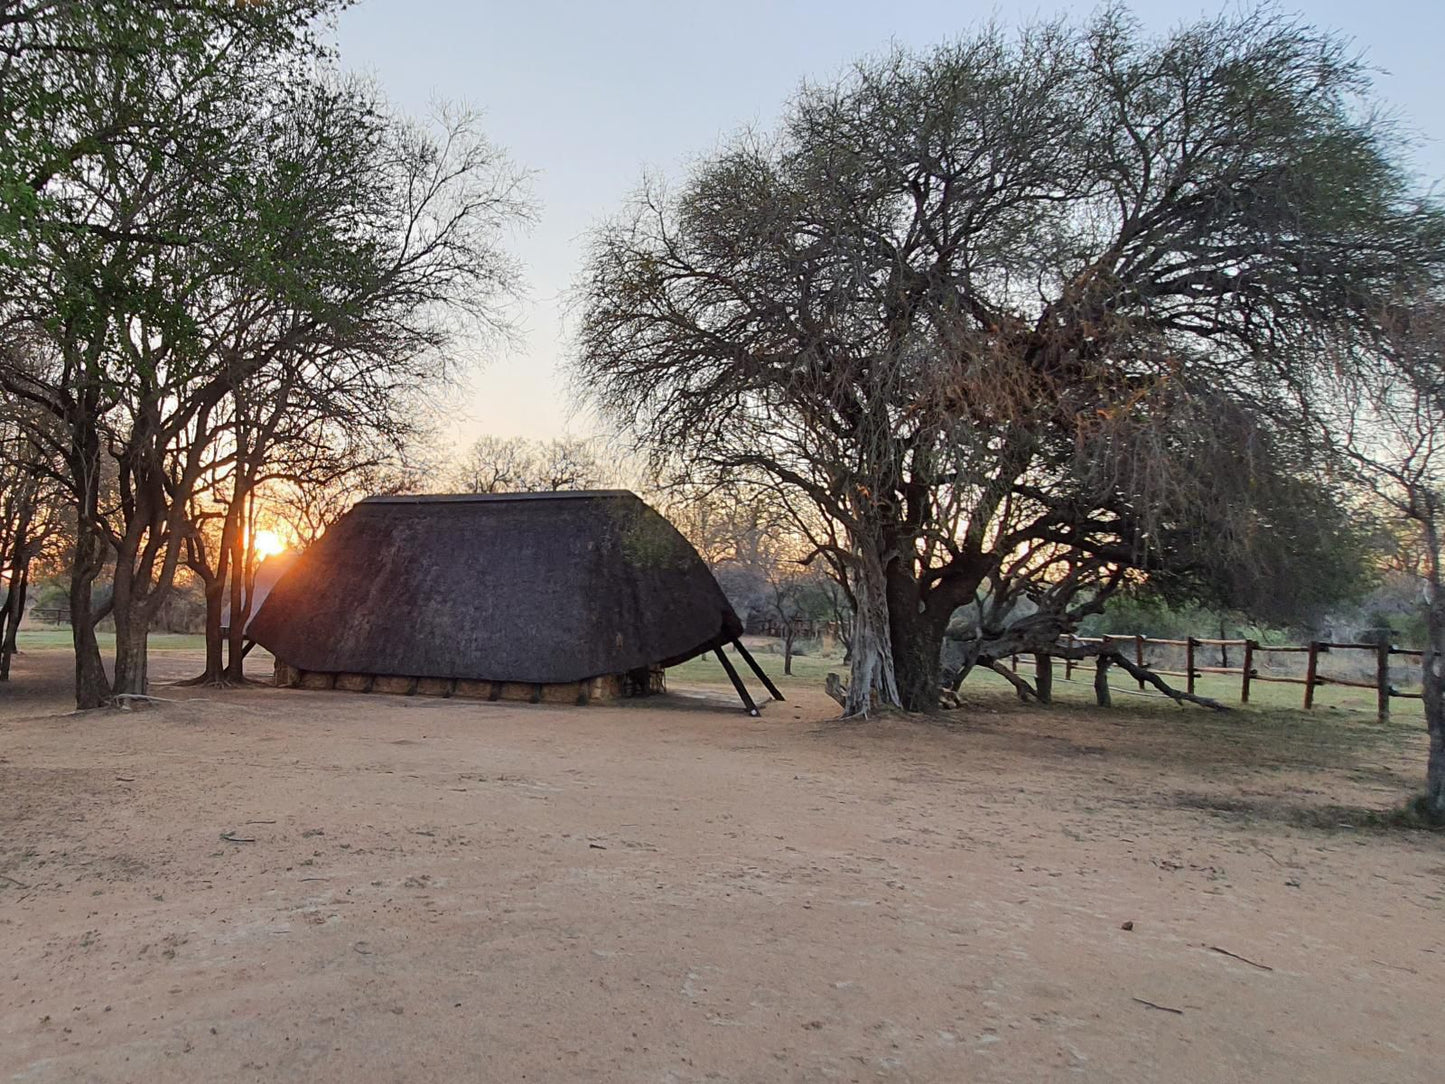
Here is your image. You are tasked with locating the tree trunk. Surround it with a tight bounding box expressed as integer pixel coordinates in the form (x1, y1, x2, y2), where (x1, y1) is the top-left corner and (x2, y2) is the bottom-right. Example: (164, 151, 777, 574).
(192, 490, 243, 684)
(1425, 681, 1444, 820)
(885, 560, 952, 712)
(1094, 653, 1112, 707)
(224, 508, 248, 682)
(1424, 595, 1445, 820)
(199, 573, 226, 683)
(783, 626, 795, 675)
(0, 551, 27, 681)
(7, 564, 28, 654)
(844, 547, 900, 715)
(68, 529, 110, 709)
(889, 607, 947, 712)
(1035, 653, 1053, 704)
(0, 473, 39, 679)
(111, 602, 150, 697)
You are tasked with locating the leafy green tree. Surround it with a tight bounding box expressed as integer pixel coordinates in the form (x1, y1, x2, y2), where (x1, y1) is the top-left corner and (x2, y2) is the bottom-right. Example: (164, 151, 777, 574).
(0, 3, 529, 705)
(1, 0, 338, 705)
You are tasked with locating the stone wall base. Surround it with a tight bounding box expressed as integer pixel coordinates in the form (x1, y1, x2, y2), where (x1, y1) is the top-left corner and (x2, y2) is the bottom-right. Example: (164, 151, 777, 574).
(273, 660, 666, 704)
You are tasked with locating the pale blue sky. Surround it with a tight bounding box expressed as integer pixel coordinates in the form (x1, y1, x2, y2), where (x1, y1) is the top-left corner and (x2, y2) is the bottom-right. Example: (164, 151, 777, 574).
(333, 1, 1445, 449)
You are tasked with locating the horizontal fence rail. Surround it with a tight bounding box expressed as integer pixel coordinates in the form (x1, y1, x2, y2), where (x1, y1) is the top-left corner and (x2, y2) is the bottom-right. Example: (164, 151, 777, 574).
(1005, 634, 1428, 721)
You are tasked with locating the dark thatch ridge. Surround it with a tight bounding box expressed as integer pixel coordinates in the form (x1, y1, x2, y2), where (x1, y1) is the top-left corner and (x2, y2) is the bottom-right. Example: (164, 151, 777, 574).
(247, 490, 744, 685)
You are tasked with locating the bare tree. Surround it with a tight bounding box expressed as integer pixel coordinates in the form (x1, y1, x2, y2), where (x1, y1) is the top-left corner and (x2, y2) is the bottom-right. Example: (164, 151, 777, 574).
(449, 436, 608, 493)
(0, 382, 66, 678)
(175, 87, 528, 686)
(269, 455, 432, 550)
(763, 566, 832, 676)
(574, 9, 1442, 713)
(1328, 303, 1445, 821)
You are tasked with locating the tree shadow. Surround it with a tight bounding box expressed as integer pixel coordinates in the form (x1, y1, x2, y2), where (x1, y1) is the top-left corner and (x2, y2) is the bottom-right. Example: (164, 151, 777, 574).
(1168, 789, 1444, 834)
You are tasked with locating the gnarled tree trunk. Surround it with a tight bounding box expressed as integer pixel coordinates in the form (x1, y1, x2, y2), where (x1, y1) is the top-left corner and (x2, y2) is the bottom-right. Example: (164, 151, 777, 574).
(845, 546, 900, 715)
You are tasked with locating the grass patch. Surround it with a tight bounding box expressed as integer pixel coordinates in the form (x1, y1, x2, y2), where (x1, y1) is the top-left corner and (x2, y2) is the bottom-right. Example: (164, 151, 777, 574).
(17, 629, 207, 653)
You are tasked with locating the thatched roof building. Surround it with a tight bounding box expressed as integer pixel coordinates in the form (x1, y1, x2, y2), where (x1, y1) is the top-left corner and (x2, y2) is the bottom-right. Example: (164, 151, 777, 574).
(247, 491, 779, 713)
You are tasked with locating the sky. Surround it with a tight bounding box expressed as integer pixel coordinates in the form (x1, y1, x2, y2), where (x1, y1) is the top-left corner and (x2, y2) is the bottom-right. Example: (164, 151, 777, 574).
(332, 1, 1445, 453)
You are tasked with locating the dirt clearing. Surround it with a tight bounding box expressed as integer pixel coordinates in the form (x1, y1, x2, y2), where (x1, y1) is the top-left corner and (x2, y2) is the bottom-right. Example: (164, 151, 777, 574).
(1, 647, 1441, 1082)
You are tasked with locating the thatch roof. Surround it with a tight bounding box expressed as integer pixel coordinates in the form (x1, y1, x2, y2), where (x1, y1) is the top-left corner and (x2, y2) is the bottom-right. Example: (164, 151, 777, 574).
(247, 491, 745, 685)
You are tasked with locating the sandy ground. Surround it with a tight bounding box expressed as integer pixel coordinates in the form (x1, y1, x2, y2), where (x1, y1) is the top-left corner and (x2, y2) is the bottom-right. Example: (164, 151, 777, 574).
(1, 647, 1442, 1083)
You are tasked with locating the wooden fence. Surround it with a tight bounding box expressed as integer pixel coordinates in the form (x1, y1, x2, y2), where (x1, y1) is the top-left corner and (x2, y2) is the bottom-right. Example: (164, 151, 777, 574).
(1004, 635, 1426, 722)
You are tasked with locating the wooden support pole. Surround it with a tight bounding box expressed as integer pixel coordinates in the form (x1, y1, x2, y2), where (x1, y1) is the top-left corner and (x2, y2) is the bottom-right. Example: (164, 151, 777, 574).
(1242, 640, 1256, 704)
(1010, 651, 1018, 673)
(732, 640, 785, 702)
(714, 646, 760, 716)
(1094, 652, 1112, 707)
(1035, 653, 1053, 704)
(1135, 634, 1146, 690)
(1304, 641, 1320, 709)
(1376, 641, 1391, 724)
(1064, 636, 1075, 681)
(1186, 637, 1197, 696)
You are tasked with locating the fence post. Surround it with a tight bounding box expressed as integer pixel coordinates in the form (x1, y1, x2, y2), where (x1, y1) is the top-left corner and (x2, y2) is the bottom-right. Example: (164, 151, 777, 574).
(1242, 639, 1256, 704)
(1035, 653, 1053, 704)
(1186, 637, 1197, 696)
(1010, 651, 1018, 673)
(1376, 641, 1391, 724)
(1135, 634, 1146, 690)
(1064, 637, 1075, 681)
(1304, 641, 1320, 709)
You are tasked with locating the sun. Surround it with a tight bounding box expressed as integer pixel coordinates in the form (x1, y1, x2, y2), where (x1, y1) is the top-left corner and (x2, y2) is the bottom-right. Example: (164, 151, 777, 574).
(252, 529, 287, 560)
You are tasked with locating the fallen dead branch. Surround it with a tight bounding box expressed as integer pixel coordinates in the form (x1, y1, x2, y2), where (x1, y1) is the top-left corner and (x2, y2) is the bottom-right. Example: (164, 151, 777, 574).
(1104, 651, 1229, 711)
(956, 643, 1230, 712)
(983, 660, 1041, 702)
(834, 635, 1231, 714)
(1209, 945, 1274, 971)
(1131, 997, 1184, 1015)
